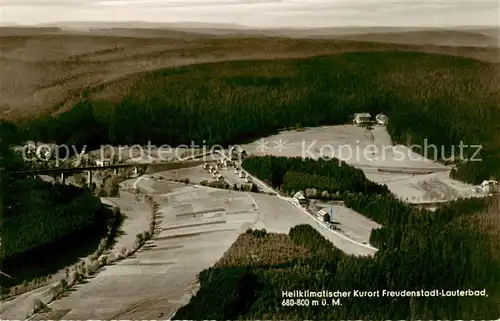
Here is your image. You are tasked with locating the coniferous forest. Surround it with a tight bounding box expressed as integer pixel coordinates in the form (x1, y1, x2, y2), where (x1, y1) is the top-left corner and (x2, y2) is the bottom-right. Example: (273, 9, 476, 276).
(241, 155, 390, 196)
(2, 51, 499, 184)
(0, 51, 499, 318)
(0, 135, 114, 291)
(174, 197, 500, 320)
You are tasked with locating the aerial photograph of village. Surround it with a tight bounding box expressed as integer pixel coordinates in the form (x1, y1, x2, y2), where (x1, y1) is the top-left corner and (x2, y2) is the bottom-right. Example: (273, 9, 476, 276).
(0, 0, 499, 320)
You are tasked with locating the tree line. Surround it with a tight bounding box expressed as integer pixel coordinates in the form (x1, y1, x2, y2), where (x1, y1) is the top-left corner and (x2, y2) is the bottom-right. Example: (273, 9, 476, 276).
(174, 208, 500, 320)
(174, 150, 499, 319)
(0, 176, 113, 291)
(242, 155, 389, 196)
(2, 51, 499, 183)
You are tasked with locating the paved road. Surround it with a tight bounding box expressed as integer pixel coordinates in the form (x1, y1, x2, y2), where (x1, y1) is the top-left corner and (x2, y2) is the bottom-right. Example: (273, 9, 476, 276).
(237, 167, 378, 255)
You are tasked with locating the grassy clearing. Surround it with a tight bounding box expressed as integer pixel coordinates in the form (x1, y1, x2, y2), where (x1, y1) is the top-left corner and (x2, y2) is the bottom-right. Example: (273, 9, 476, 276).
(8, 51, 500, 183)
(174, 196, 500, 319)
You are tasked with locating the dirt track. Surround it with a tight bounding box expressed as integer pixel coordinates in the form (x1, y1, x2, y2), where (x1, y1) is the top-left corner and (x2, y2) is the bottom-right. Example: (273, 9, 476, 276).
(30, 183, 258, 320)
(27, 170, 376, 320)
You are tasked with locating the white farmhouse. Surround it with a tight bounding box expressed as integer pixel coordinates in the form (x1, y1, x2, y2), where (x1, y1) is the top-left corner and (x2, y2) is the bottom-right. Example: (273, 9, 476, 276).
(316, 209, 331, 223)
(292, 191, 307, 206)
(353, 113, 371, 125)
(375, 113, 388, 125)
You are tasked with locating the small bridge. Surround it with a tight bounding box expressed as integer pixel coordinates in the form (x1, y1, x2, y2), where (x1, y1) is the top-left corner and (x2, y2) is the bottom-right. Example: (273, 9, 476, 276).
(8, 160, 205, 186)
(9, 163, 149, 186)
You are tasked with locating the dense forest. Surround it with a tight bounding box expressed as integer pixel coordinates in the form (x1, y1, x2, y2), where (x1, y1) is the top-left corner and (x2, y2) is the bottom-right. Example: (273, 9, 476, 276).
(0, 50, 499, 318)
(0, 168, 114, 291)
(174, 197, 500, 319)
(241, 155, 389, 196)
(175, 154, 500, 319)
(2, 178, 106, 259)
(2, 51, 499, 184)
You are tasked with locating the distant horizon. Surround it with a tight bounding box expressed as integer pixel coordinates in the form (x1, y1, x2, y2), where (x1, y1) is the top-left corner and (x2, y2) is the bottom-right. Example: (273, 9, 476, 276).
(2, 1, 498, 29)
(0, 21, 498, 31)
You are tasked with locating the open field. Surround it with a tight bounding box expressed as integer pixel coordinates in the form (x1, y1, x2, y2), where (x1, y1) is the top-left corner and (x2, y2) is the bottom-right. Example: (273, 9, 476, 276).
(2, 25, 499, 319)
(315, 203, 381, 245)
(368, 170, 486, 204)
(29, 183, 258, 320)
(3, 41, 499, 183)
(149, 164, 215, 185)
(27, 171, 376, 319)
(241, 125, 483, 203)
(241, 124, 444, 169)
(248, 192, 375, 256)
(1, 27, 499, 121)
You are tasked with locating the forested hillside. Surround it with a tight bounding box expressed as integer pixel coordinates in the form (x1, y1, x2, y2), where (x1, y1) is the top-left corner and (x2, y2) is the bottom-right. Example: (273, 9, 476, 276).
(174, 197, 500, 319)
(5, 51, 499, 184)
(172, 143, 500, 319)
(0, 175, 113, 291)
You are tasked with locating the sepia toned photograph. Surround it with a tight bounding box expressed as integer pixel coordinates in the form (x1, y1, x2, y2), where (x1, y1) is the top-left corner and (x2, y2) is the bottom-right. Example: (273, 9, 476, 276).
(0, 1, 499, 320)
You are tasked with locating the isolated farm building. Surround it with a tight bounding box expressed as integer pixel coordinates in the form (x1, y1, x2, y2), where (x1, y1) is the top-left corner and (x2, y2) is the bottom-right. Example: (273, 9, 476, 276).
(292, 191, 308, 206)
(353, 113, 371, 125)
(316, 209, 331, 223)
(375, 114, 388, 125)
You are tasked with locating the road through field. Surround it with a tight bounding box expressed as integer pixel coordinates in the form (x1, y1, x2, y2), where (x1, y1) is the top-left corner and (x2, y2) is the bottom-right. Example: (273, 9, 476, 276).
(28, 183, 259, 320)
(239, 168, 378, 255)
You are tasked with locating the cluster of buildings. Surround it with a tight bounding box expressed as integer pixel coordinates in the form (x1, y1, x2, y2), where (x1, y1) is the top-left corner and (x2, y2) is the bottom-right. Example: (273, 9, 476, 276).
(234, 167, 252, 183)
(203, 162, 225, 181)
(292, 191, 333, 224)
(229, 146, 247, 159)
(13, 142, 57, 161)
(353, 113, 388, 126)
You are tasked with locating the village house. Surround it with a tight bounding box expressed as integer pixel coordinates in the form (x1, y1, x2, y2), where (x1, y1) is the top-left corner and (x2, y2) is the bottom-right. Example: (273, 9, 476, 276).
(375, 113, 388, 125)
(353, 113, 371, 125)
(292, 191, 308, 206)
(95, 159, 111, 167)
(316, 209, 331, 223)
